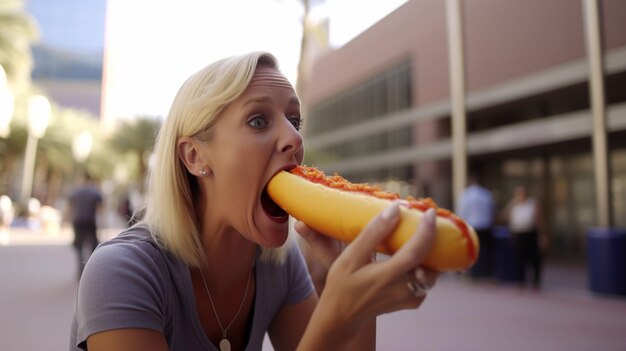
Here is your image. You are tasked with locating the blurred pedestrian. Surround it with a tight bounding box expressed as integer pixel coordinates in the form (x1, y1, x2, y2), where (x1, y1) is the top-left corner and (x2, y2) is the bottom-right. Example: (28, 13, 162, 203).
(116, 193, 134, 227)
(0, 195, 14, 229)
(502, 184, 546, 287)
(0, 195, 14, 245)
(67, 171, 103, 278)
(456, 172, 495, 278)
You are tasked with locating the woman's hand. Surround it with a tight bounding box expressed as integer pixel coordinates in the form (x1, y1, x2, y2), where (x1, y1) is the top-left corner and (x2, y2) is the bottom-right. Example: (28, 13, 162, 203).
(295, 203, 439, 350)
(295, 220, 344, 271)
(294, 220, 343, 295)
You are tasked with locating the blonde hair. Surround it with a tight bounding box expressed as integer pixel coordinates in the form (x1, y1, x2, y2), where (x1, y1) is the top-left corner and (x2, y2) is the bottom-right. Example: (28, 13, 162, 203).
(141, 51, 291, 267)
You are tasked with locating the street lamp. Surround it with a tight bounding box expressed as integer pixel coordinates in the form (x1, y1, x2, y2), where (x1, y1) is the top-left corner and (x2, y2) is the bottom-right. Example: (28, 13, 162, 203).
(72, 131, 93, 164)
(0, 64, 14, 138)
(20, 95, 51, 202)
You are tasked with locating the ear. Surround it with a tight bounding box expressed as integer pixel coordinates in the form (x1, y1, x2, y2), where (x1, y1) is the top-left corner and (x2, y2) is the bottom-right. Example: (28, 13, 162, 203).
(177, 136, 210, 177)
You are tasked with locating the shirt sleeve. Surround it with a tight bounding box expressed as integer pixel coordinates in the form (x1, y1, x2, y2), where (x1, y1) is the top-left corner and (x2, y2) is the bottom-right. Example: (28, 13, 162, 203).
(74, 240, 170, 348)
(283, 243, 315, 306)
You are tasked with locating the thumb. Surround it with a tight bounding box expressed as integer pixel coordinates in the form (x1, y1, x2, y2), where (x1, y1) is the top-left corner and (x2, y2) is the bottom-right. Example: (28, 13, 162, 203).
(294, 221, 341, 270)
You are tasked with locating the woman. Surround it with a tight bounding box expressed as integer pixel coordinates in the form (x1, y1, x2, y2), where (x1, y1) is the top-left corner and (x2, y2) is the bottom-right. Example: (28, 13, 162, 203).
(503, 184, 546, 287)
(70, 51, 438, 350)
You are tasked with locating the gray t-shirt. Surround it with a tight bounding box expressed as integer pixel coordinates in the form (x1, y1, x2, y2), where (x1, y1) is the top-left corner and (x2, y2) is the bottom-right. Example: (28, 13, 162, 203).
(70, 225, 314, 350)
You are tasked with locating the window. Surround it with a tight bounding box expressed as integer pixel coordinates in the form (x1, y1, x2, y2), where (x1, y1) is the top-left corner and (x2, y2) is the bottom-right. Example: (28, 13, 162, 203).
(307, 60, 413, 161)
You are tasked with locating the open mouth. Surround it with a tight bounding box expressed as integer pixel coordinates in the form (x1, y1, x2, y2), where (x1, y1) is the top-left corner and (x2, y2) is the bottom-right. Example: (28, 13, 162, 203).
(261, 187, 289, 223)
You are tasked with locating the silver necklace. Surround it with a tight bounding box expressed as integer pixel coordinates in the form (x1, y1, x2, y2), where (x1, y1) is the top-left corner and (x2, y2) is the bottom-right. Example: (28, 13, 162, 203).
(199, 264, 254, 351)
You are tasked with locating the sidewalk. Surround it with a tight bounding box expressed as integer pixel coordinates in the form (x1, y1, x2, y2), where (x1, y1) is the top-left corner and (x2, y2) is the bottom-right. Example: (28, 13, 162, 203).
(0, 225, 121, 246)
(0, 225, 593, 292)
(0, 226, 125, 351)
(1, 227, 625, 351)
(376, 273, 626, 350)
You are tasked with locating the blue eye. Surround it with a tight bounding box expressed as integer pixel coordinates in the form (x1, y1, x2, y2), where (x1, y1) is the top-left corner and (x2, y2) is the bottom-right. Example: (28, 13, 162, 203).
(288, 116, 303, 131)
(248, 115, 268, 129)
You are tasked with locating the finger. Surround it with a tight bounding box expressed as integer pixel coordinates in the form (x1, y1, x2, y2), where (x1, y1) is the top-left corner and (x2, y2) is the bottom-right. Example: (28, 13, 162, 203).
(414, 267, 439, 290)
(405, 267, 439, 301)
(294, 221, 341, 270)
(378, 274, 429, 314)
(385, 208, 437, 274)
(339, 203, 401, 268)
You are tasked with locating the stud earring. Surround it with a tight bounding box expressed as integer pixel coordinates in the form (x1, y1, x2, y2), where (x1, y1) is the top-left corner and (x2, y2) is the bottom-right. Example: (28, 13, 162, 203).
(199, 169, 208, 177)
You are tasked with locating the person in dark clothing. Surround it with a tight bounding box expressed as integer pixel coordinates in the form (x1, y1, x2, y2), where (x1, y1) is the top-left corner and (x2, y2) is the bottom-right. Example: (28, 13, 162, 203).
(117, 194, 134, 227)
(67, 172, 103, 278)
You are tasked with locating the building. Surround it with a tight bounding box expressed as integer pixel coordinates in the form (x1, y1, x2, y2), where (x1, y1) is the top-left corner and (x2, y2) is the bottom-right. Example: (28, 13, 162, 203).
(26, 0, 106, 117)
(304, 0, 626, 259)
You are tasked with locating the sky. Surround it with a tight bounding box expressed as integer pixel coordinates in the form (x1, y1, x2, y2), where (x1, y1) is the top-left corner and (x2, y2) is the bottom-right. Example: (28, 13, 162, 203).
(103, 0, 408, 121)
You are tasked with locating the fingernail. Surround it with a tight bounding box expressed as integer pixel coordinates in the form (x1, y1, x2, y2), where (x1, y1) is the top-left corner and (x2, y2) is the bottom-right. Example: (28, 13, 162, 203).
(395, 199, 410, 207)
(424, 208, 436, 225)
(381, 203, 399, 220)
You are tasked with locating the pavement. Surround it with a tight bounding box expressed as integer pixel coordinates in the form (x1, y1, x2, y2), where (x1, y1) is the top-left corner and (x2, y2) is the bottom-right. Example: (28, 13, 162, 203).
(1, 227, 625, 351)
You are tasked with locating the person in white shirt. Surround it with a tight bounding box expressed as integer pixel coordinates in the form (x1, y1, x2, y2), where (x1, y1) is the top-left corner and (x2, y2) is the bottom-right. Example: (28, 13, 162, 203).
(502, 185, 546, 287)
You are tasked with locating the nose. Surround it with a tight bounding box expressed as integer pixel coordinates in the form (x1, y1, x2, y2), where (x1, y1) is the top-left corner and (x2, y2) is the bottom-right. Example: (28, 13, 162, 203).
(278, 118, 304, 160)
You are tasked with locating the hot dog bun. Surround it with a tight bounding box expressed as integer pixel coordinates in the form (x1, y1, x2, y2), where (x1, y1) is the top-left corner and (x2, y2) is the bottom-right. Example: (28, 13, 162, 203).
(266, 166, 479, 271)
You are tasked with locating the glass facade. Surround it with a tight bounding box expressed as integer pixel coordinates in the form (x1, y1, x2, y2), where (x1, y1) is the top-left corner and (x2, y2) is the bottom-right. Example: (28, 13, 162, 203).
(26, 0, 106, 115)
(307, 65, 626, 259)
(474, 145, 626, 258)
(307, 61, 412, 135)
(306, 60, 413, 182)
(304, 0, 626, 264)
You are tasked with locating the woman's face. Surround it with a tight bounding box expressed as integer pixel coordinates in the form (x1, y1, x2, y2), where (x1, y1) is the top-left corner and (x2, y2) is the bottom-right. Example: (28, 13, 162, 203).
(514, 186, 527, 201)
(200, 66, 304, 247)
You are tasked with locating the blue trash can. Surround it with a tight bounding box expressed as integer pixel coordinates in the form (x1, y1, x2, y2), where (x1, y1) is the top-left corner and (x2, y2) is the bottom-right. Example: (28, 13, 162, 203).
(587, 228, 626, 296)
(493, 226, 523, 282)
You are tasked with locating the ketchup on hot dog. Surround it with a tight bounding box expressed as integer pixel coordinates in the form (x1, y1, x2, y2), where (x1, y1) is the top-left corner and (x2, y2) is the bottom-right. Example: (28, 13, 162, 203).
(290, 166, 477, 263)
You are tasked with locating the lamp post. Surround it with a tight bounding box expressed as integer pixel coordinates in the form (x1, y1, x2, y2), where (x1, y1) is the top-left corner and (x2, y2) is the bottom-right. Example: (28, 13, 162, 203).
(0, 65, 14, 138)
(20, 95, 51, 202)
(72, 131, 94, 164)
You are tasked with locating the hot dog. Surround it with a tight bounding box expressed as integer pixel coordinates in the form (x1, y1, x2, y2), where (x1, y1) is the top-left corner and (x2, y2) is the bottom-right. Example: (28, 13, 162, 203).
(266, 166, 479, 271)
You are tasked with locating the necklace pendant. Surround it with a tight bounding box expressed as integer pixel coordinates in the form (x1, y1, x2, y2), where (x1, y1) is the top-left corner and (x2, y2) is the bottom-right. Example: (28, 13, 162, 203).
(219, 338, 231, 351)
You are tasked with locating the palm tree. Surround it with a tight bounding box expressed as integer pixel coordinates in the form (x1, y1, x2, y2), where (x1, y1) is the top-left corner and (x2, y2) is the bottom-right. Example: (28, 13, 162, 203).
(0, 0, 38, 87)
(296, 0, 312, 98)
(108, 116, 162, 193)
(295, 0, 329, 166)
(0, 0, 38, 197)
(36, 107, 107, 205)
